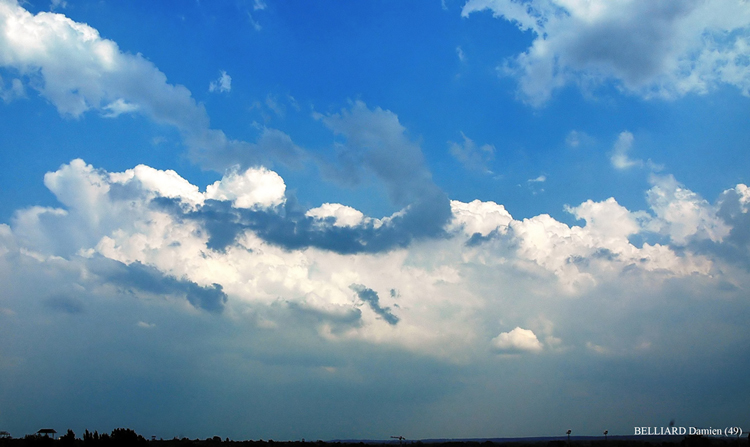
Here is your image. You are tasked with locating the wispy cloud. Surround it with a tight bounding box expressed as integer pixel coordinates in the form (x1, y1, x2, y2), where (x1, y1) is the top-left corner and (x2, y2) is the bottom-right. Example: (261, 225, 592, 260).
(610, 131, 642, 170)
(448, 132, 495, 173)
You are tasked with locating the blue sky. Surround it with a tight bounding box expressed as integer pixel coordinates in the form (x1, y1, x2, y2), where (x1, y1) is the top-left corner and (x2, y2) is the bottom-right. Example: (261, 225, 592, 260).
(1, 0, 750, 440)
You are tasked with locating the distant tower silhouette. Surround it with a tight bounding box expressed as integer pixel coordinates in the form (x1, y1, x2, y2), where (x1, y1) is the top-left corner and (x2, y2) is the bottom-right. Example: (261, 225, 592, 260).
(566, 430, 572, 445)
(604, 430, 608, 443)
(391, 436, 406, 446)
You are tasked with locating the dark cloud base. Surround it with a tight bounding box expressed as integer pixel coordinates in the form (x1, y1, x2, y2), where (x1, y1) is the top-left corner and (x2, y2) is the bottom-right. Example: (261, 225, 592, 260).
(88, 257, 227, 313)
(154, 191, 452, 255)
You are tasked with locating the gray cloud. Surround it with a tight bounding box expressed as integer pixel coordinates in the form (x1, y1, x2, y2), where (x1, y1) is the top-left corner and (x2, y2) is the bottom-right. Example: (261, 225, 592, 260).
(44, 294, 84, 314)
(689, 186, 750, 269)
(88, 257, 227, 313)
(350, 284, 399, 325)
(162, 193, 450, 255)
(317, 101, 452, 240)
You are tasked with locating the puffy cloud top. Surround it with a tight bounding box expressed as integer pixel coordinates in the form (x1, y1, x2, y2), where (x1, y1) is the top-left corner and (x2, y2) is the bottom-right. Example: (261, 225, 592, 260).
(492, 327, 543, 353)
(206, 167, 286, 209)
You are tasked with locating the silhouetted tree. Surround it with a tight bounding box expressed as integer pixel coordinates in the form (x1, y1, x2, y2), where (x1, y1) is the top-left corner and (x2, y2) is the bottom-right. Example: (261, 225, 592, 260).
(60, 429, 76, 446)
(110, 428, 147, 447)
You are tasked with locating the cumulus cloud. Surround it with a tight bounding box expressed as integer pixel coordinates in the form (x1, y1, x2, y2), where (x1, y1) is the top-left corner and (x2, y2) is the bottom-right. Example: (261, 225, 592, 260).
(0, 4, 452, 243)
(462, 0, 750, 105)
(646, 174, 731, 245)
(206, 166, 286, 209)
(0, 1, 204, 121)
(448, 199, 512, 237)
(3, 158, 749, 366)
(492, 327, 543, 353)
(209, 70, 232, 93)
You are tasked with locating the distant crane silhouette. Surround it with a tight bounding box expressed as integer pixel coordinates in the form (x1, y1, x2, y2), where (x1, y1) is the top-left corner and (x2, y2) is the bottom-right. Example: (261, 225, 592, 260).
(391, 436, 406, 446)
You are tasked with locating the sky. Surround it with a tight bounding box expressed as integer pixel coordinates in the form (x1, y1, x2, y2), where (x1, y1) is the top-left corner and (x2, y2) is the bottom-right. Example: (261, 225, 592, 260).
(1, 0, 750, 441)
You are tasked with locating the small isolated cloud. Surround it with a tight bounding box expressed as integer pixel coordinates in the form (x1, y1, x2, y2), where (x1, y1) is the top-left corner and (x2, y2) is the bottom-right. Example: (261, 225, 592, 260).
(253, 0, 267, 11)
(209, 70, 232, 93)
(350, 284, 399, 325)
(586, 341, 609, 355)
(565, 130, 593, 148)
(528, 175, 546, 183)
(137, 321, 156, 329)
(456, 46, 466, 62)
(610, 131, 642, 170)
(492, 327, 543, 353)
(449, 132, 495, 172)
(526, 174, 546, 195)
(49, 0, 66, 10)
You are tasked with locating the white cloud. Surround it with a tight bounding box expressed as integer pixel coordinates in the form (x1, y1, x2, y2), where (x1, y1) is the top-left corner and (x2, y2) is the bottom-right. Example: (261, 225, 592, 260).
(462, 0, 750, 105)
(205, 166, 286, 209)
(492, 327, 543, 353)
(610, 131, 642, 170)
(306, 203, 366, 228)
(0, 1, 204, 121)
(646, 174, 731, 245)
(528, 175, 546, 183)
(0, 2, 302, 173)
(209, 70, 232, 93)
(2, 159, 747, 364)
(110, 164, 205, 207)
(449, 199, 512, 237)
(101, 98, 140, 118)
